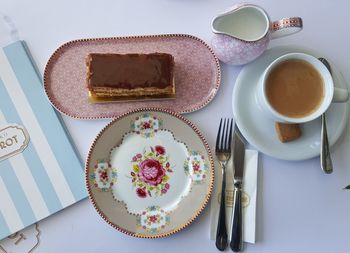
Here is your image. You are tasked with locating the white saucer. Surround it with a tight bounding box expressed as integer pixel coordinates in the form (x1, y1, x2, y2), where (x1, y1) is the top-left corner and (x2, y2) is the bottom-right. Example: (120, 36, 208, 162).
(232, 45, 350, 161)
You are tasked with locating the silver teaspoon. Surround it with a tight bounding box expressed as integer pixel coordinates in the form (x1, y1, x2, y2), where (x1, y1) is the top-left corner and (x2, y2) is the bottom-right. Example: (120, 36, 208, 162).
(318, 57, 333, 174)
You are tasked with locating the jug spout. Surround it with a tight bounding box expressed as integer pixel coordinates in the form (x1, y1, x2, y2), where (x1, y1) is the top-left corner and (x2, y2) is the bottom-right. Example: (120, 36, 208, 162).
(211, 4, 269, 42)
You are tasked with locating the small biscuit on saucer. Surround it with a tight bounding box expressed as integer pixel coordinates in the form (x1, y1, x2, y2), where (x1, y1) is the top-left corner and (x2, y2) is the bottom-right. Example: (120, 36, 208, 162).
(275, 122, 302, 143)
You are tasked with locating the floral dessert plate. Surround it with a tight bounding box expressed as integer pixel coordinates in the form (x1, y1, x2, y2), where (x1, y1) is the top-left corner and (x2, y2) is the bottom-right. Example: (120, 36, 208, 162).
(85, 108, 214, 237)
(232, 45, 350, 161)
(44, 34, 221, 119)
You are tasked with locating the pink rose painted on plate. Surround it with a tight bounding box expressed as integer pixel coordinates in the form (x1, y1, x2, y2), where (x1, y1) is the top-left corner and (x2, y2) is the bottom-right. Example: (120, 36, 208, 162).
(139, 159, 165, 186)
(130, 145, 173, 198)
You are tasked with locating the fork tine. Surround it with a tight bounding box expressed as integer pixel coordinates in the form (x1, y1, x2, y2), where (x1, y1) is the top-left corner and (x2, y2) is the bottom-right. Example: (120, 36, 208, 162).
(223, 118, 229, 151)
(225, 119, 232, 151)
(228, 119, 233, 151)
(215, 118, 223, 151)
(220, 118, 227, 151)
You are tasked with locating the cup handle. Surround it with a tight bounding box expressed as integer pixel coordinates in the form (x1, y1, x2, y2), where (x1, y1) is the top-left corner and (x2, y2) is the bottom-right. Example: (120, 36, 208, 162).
(270, 17, 303, 39)
(333, 87, 349, 103)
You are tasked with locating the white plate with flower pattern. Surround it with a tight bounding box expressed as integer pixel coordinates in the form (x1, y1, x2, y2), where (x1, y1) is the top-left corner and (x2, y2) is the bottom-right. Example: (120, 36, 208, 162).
(86, 108, 214, 238)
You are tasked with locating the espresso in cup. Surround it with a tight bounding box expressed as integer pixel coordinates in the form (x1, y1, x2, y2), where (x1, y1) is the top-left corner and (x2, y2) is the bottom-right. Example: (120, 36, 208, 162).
(266, 59, 324, 118)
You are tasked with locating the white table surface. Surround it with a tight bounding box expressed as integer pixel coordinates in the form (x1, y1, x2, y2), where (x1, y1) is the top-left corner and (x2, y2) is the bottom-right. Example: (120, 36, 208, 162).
(1, 0, 350, 252)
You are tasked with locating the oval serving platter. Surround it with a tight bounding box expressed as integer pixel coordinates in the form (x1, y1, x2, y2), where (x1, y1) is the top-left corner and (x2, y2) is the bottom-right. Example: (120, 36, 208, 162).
(85, 108, 214, 238)
(44, 34, 221, 119)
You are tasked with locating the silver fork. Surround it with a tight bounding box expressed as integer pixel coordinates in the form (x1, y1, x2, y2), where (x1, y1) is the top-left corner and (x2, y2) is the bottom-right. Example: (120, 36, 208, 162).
(215, 118, 233, 251)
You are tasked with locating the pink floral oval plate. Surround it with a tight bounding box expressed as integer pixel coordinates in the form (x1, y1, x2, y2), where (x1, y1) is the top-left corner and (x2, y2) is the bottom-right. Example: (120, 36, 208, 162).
(86, 108, 214, 238)
(44, 34, 221, 119)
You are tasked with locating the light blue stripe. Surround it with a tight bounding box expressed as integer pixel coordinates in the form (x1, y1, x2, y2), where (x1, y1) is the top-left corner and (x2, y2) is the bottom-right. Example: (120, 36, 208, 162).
(3, 42, 86, 201)
(0, 78, 62, 213)
(0, 211, 11, 240)
(0, 162, 36, 226)
(22, 41, 84, 169)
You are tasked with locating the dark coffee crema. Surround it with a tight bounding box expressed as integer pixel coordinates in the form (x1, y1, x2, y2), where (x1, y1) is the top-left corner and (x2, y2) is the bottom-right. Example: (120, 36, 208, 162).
(266, 59, 324, 118)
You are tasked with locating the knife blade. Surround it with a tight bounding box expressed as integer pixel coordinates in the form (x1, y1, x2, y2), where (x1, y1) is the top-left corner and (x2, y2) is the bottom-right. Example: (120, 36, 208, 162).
(230, 124, 246, 252)
(233, 125, 246, 180)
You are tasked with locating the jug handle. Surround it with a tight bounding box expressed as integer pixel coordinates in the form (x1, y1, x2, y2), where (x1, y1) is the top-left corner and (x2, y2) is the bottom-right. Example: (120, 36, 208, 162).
(270, 17, 303, 39)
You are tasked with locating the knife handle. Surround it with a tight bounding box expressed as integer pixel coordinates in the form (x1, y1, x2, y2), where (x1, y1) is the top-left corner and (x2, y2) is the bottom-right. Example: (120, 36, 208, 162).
(215, 167, 228, 251)
(230, 181, 243, 252)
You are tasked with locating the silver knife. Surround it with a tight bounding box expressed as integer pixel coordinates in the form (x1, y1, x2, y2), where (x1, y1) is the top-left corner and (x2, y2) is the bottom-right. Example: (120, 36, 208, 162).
(230, 124, 246, 252)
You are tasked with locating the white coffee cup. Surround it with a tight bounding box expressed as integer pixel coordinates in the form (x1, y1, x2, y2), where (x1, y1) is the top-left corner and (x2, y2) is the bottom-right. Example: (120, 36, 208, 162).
(256, 53, 349, 123)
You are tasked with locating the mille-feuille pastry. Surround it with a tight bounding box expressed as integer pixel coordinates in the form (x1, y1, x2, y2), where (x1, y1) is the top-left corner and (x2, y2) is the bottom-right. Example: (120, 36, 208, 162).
(275, 122, 302, 143)
(86, 53, 175, 102)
